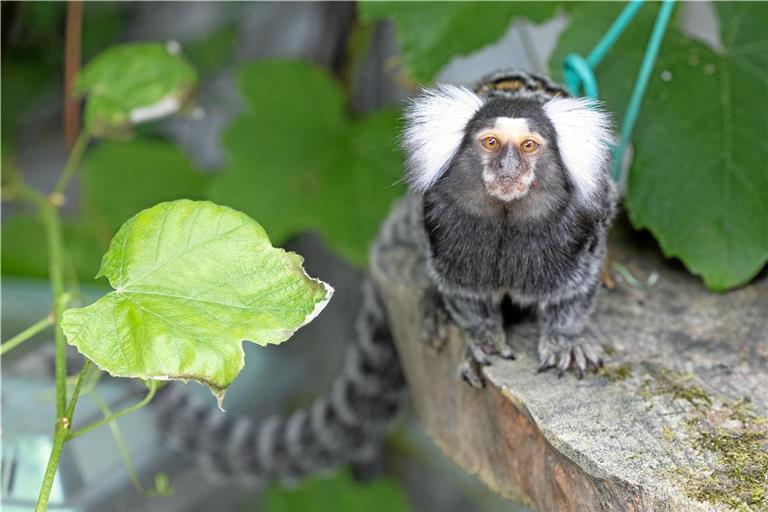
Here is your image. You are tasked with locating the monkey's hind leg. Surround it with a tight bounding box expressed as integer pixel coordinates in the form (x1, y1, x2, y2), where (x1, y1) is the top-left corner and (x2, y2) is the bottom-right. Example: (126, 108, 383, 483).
(537, 284, 604, 378)
(443, 294, 514, 388)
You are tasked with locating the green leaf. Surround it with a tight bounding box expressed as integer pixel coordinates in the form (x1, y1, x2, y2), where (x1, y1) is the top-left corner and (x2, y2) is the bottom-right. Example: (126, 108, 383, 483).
(264, 471, 412, 512)
(550, 2, 768, 290)
(81, 139, 209, 237)
(76, 43, 197, 137)
(360, 2, 562, 82)
(210, 60, 404, 266)
(61, 200, 332, 405)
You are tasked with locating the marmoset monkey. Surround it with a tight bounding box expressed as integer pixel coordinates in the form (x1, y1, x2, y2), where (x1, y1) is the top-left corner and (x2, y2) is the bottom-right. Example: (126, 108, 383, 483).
(404, 70, 615, 386)
(159, 70, 616, 484)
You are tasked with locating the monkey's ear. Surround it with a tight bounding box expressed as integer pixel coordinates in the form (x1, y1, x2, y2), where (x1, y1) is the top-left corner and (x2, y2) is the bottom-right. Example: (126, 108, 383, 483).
(401, 84, 485, 192)
(543, 97, 614, 203)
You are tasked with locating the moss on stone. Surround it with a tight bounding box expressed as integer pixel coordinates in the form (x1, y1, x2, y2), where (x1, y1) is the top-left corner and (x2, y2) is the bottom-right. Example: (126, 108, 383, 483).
(660, 425, 675, 441)
(684, 400, 768, 511)
(640, 367, 767, 511)
(638, 368, 712, 410)
(598, 362, 633, 382)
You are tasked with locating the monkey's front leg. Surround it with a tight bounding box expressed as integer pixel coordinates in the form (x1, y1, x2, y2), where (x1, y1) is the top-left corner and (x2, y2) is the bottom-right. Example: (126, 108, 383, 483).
(537, 284, 604, 378)
(442, 294, 514, 388)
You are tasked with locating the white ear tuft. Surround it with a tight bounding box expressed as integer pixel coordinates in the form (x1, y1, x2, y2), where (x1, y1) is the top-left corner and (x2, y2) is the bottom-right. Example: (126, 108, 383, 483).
(543, 97, 614, 203)
(401, 84, 485, 192)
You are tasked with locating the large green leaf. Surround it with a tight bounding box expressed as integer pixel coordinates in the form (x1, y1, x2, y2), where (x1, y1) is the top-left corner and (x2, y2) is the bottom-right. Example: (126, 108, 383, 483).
(209, 60, 404, 266)
(550, 2, 768, 290)
(264, 471, 412, 512)
(360, 2, 562, 82)
(81, 139, 209, 238)
(76, 43, 197, 137)
(61, 200, 332, 405)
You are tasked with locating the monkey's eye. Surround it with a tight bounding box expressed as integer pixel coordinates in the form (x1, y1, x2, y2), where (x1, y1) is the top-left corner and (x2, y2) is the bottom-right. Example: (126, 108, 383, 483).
(481, 136, 500, 151)
(520, 139, 540, 154)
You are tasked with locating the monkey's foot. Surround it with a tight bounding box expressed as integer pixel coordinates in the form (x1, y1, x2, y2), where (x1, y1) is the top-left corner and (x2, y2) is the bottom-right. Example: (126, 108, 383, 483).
(537, 332, 603, 379)
(458, 332, 515, 388)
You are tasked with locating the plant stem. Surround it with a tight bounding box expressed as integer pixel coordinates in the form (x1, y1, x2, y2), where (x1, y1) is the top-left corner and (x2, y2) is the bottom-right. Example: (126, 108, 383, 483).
(80, 366, 104, 397)
(66, 359, 91, 420)
(40, 202, 69, 418)
(33, 9, 90, 508)
(15, 178, 48, 207)
(14, 178, 77, 431)
(64, 0, 83, 148)
(35, 419, 70, 512)
(35, 361, 90, 512)
(91, 393, 171, 497)
(92, 393, 149, 494)
(28, 120, 90, 512)
(51, 130, 90, 204)
(67, 382, 158, 441)
(0, 314, 54, 356)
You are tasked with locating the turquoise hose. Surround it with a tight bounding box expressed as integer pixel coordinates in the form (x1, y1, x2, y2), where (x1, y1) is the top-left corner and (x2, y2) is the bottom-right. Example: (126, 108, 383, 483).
(561, 0, 677, 182)
(612, 0, 676, 181)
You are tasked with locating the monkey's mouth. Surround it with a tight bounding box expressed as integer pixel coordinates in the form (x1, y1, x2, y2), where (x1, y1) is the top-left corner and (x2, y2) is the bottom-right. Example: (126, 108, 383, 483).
(485, 175, 536, 202)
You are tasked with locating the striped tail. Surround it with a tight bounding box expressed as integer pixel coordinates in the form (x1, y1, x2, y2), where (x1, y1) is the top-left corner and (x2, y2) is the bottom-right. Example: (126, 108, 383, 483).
(154, 278, 406, 485)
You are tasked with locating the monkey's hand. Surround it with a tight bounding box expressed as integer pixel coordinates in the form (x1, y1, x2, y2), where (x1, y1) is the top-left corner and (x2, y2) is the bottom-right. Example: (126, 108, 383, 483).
(537, 283, 604, 378)
(458, 326, 515, 388)
(439, 294, 514, 388)
(537, 325, 604, 378)
(420, 287, 451, 351)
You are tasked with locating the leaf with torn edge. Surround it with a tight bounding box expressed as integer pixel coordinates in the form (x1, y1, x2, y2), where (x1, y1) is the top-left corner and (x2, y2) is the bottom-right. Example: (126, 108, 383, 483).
(75, 42, 197, 137)
(61, 200, 332, 406)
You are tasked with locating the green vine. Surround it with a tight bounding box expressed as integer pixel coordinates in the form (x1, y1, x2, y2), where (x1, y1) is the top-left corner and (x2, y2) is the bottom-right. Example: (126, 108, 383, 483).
(2, 37, 331, 511)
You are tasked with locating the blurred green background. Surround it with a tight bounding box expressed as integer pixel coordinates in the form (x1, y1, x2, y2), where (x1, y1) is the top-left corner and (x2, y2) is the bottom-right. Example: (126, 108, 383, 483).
(2, 2, 765, 511)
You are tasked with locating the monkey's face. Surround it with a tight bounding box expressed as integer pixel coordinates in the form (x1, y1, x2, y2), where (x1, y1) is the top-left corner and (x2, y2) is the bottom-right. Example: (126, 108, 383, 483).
(402, 85, 613, 215)
(471, 117, 547, 202)
(445, 98, 569, 214)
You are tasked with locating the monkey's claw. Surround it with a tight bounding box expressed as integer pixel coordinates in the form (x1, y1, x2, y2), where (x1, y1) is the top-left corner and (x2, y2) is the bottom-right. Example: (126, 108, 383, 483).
(458, 357, 484, 388)
(537, 332, 603, 378)
(458, 332, 515, 388)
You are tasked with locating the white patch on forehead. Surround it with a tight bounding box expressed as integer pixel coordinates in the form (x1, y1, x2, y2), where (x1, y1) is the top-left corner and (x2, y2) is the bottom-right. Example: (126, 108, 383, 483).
(492, 117, 530, 138)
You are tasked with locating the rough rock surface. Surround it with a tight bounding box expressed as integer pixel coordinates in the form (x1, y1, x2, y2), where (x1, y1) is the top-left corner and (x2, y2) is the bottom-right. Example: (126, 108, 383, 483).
(371, 199, 768, 512)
